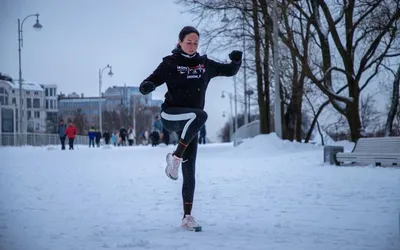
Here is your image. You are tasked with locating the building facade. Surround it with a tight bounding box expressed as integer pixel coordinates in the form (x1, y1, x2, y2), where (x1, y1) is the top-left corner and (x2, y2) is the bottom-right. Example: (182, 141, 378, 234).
(58, 97, 105, 128)
(44, 84, 59, 133)
(104, 85, 154, 111)
(57, 85, 163, 134)
(0, 79, 58, 134)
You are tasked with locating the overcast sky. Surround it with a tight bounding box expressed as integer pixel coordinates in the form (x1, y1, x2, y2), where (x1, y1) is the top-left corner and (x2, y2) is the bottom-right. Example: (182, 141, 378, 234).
(0, 0, 239, 140)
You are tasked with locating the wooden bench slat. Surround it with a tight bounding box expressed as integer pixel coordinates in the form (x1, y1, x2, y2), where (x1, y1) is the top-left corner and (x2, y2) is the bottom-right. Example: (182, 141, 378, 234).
(334, 137, 400, 166)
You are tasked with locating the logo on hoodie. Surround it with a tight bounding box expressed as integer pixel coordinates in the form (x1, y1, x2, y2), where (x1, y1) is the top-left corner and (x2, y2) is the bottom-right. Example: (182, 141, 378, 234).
(177, 64, 205, 79)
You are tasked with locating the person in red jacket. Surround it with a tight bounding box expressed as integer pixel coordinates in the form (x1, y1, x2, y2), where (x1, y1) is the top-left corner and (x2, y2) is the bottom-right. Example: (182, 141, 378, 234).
(65, 121, 77, 150)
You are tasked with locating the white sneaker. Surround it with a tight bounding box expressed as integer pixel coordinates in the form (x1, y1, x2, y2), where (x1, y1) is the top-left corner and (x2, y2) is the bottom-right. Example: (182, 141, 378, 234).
(182, 215, 202, 232)
(165, 153, 183, 180)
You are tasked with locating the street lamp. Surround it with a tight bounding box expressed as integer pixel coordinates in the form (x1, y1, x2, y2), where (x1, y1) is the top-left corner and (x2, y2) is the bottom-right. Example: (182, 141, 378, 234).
(221, 12, 229, 23)
(18, 13, 42, 133)
(222, 111, 233, 141)
(99, 64, 113, 133)
(221, 10, 248, 125)
(221, 90, 236, 137)
(245, 89, 254, 122)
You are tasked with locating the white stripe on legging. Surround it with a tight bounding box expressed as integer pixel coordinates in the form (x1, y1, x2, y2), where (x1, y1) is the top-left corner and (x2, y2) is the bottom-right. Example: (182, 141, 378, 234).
(160, 111, 196, 140)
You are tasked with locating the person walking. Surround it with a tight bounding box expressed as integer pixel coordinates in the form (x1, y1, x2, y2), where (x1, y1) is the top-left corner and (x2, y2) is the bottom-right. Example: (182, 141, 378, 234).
(65, 121, 77, 150)
(58, 119, 67, 150)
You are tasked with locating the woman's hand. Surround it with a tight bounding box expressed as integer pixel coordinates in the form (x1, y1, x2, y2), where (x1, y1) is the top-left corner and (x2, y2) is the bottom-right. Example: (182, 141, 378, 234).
(229, 50, 243, 64)
(139, 81, 156, 95)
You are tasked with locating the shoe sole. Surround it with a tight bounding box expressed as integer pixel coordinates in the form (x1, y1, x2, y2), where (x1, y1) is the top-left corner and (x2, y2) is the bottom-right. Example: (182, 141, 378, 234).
(182, 225, 202, 232)
(165, 166, 178, 181)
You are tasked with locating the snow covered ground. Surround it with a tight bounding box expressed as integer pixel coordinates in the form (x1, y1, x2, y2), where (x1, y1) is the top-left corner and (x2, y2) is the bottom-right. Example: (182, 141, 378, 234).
(0, 134, 399, 250)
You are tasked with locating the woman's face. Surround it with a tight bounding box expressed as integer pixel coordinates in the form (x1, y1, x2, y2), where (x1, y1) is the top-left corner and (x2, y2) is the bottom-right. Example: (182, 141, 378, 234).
(179, 33, 199, 55)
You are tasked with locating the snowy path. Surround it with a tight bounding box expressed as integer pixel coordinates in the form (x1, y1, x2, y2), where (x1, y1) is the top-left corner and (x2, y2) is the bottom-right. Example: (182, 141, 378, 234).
(0, 136, 399, 250)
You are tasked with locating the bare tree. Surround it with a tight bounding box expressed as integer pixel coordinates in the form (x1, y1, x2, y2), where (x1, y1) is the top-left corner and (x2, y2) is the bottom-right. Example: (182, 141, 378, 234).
(102, 110, 121, 133)
(258, 0, 272, 134)
(385, 64, 400, 136)
(323, 114, 349, 142)
(73, 108, 88, 135)
(359, 93, 381, 132)
(285, 0, 400, 141)
(176, 0, 274, 135)
(252, 0, 271, 134)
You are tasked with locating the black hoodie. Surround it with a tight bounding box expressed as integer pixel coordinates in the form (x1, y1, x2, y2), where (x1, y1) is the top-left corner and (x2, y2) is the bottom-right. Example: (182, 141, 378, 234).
(143, 47, 241, 110)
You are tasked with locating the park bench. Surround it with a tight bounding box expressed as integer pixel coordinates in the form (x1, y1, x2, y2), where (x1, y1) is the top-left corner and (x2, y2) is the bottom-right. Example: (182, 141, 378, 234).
(334, 136, 400, 166)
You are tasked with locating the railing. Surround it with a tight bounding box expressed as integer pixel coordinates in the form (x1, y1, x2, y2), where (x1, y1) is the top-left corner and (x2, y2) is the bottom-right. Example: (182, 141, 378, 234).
(0, 133, 89, 147)
(231, 120, 260, 146)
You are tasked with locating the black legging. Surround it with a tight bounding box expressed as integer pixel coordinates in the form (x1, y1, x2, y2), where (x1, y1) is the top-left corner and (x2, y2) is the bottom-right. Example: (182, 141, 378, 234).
(181, 134, 198, 203)
(160, 107, 208, 146)
(161, 107, 207, 203)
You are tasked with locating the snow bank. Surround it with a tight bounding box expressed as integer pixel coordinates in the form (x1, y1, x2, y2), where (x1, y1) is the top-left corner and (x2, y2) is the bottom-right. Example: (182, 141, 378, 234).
(235, 133, 320, 156)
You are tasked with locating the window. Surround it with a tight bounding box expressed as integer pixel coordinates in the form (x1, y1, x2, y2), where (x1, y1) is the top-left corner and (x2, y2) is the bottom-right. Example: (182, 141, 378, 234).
(1, 108, 14, 133)
(34, 92, 39, 95)
(12, 98, 16, 105)
(26, 91, 30, 95)
(46, 100, 49, 109)
(45, 89, 48, 96)
(33, 99, 40, 108)
(27, 98, 32, 108)
(0, 87, 9, 105)
(27, 111, 32, 119)
(34, 111, 40, 118)
(50, 100, 54, 109)
(50, 89, 53, 96)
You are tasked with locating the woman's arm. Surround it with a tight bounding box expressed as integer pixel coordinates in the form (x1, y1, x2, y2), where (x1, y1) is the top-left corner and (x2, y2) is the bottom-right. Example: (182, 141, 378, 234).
(140, 59, 169, 95)
(208, 50, 242, 78)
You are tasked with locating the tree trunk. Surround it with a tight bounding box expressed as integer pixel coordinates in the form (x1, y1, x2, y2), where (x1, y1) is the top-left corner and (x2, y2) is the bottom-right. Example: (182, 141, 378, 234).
(284, 102, 295, 140)
(385, 65, 400, 136)
(282, 0, 299, 141)
(345, 99, 362, 141)
(252, 0, 268, 134)
(295, 73, 306, 142)
(259, 0, 271, 134)
(263, 49, 271, 134)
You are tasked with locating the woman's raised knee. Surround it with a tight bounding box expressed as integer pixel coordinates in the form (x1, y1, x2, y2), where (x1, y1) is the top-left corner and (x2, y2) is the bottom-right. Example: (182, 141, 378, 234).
(196, 110, 208, 123)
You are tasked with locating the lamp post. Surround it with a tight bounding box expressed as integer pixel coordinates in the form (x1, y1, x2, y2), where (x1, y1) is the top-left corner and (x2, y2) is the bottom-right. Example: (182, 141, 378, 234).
(18, 13, 42, 133)
(233, 76, 238, 131)
(245, 89, 254, 122)
(98, 65, 113, 133)
(221, 12, 247, 126)
(241, 11, 248, 125)
(221, 91, 235, 137)
(222, 111, 233, 141)
(272, 0, 282, 138)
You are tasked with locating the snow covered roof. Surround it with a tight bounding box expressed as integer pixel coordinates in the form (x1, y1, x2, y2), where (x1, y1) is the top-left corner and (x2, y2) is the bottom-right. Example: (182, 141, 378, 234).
(12, 80, 44, 91)
(4, 80, 44, 91)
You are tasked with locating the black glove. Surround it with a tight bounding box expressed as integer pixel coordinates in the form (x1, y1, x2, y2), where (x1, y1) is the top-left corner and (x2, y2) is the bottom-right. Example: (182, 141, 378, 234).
(229, 50, 243, 63)
(139, 81, 156, 95)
